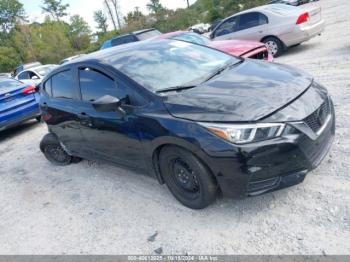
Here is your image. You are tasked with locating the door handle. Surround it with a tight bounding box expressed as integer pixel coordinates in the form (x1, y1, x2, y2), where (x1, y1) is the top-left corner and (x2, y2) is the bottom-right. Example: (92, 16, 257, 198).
(42, 102, 48, 110)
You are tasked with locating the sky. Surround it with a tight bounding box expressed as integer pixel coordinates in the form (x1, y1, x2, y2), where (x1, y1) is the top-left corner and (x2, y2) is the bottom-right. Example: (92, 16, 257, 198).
(22, 0, 196, 31)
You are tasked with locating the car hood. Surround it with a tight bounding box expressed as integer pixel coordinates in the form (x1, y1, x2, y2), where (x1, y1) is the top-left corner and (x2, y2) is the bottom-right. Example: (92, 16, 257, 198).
(208, 40, 265, 56)
(163, 60, 313, 122)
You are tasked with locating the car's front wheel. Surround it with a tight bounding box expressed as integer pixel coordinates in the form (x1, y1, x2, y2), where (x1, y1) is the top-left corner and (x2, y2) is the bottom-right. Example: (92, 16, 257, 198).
(263, 36, 283, 57)
(40, 133, 81, 166)
(159, 146, 218, 209)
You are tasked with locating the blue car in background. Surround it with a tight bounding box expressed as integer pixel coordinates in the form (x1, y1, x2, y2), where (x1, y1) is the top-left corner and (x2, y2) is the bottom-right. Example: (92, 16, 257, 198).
(100, 28, 161, 50)
(0, 78, 41, 131)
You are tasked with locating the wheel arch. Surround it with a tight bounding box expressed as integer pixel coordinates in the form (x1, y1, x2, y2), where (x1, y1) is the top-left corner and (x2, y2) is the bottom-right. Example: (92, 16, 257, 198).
(151, 140, 219, 190)
(261, 35, 287, 50)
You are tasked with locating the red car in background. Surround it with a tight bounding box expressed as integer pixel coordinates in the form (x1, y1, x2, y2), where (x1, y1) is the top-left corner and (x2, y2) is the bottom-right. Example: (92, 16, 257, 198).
(155, 31, 273, 62)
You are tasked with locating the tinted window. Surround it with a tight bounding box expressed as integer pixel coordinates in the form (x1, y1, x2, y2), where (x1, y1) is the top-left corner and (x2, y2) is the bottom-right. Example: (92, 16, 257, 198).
(18, 71, 30, 80)
(51, 70, 74, 99)
(111, 35, 136, 46)
(215, 16, 238, 37)
(238, 12, 267, 30)
(108, 41, 237, 92)
(79, 67, 117, 102)
(137, 30, 162, 41)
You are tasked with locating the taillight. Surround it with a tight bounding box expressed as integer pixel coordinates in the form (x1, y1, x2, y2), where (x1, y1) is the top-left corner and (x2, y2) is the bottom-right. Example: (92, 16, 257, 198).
(21, 86, 36, 95)
(296, 12, 310, 25)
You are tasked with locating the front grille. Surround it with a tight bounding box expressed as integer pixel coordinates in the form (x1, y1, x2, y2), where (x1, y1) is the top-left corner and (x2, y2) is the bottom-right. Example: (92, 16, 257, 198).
(249, 50, 269, 60)
(304, 99, 330, 133)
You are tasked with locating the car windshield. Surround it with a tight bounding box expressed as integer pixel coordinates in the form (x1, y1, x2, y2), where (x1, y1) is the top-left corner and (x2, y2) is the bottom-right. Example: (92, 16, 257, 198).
(36, 65, 56, 76)
(137, 30, 162, 41)
(171, 33, 211, 46)
(108, 40, 238, 92)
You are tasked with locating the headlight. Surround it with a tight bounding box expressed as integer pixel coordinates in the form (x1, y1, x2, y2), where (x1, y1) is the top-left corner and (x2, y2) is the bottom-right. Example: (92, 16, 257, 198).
(200, 122, 285, 144)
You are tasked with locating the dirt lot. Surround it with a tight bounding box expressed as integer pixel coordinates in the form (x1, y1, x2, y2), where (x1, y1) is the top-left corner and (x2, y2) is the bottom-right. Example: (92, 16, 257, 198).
(0, 0, 349, 255)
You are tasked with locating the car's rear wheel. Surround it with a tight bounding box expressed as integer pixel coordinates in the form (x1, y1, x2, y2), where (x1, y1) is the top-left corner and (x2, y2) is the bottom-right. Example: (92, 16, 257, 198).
(263, 37, 283, 57)
(159, 146, 218, 209)
(40, 133, 80, 166)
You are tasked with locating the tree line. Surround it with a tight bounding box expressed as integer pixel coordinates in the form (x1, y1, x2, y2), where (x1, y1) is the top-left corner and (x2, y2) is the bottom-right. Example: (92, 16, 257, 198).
(0, 0, 266, 73)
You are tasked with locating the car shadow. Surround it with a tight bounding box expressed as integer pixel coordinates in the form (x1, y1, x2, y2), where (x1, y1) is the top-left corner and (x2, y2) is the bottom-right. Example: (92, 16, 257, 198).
(281, 42, 320, 58)
(0, 120, 40, 142)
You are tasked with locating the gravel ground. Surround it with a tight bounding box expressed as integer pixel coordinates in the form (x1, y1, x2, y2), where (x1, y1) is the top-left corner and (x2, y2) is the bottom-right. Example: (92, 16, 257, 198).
(0, 0, 349, 255)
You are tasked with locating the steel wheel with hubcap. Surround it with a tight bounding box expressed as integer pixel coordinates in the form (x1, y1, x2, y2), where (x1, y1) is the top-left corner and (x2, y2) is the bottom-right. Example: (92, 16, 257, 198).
(263, 36, 283, 57)
(40, 133, 81, 166)
(159, 146, 218, 209)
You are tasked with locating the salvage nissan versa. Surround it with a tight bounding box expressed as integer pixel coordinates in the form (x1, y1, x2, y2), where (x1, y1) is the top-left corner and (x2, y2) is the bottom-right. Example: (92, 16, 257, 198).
(39, 40, 335, 209)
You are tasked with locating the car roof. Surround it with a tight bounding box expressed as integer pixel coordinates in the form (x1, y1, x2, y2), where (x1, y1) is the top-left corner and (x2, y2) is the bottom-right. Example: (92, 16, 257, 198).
(227, 3, 299, 17)
(18, 64, 56, 74)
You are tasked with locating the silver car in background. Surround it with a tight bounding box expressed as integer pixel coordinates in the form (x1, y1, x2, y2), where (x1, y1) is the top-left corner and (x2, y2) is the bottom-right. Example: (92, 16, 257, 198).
(15, 64, 57, 86)
(210, 3, 324, 57)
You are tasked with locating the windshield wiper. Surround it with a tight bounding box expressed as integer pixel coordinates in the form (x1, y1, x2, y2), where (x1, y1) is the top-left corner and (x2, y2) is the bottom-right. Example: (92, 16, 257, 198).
(204, 59, 243, 82)
(156, 85, 197, 94)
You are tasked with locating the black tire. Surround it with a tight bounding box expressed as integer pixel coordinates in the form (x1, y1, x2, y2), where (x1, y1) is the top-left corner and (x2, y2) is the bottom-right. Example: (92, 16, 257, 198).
(159, 146, 218, 209)
(263, 36, 284, 57)
(40, 133, 73, 166)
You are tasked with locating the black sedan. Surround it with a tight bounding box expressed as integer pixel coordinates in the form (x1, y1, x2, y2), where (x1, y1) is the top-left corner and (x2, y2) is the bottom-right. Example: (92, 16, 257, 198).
(38, 40, 334, 209)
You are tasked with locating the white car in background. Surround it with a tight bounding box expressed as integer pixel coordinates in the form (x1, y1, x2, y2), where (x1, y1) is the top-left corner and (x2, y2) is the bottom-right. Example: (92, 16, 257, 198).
(15, 64, 57, 86)
(210, 3, 324, 57)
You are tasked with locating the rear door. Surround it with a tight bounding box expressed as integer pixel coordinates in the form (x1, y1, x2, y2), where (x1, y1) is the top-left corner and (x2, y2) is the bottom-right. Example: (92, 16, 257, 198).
(40, 69, 84, 155)
(229, 12, 269, 41)
(0, 79, 38, 126)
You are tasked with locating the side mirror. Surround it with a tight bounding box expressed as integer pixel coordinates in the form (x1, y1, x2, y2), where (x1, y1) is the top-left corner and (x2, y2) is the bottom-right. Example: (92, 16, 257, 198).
(92, 95, 126, 115)
(209, 32, 214, 39)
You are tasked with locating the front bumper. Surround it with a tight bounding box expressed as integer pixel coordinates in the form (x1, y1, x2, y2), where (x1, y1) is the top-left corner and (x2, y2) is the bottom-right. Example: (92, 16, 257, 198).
(204, 99, 335, 198)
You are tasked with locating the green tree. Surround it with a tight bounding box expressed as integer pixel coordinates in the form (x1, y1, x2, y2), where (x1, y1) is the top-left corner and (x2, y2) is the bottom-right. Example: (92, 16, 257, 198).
(0, 0, 24, 34)
(146, 0, 165, 14)
(124, 7, 147, 30)
(94, 10, 108, 34)
(41, 0, 69, 21)
(0, 46, 21, 72)
(68, 15, 91, 50)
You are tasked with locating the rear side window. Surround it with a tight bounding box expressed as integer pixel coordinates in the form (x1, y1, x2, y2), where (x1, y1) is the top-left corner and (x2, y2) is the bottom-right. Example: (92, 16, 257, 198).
(238, 12, 260, 30)
(79, 67, 118, 102)
(51, 70, 75, 99)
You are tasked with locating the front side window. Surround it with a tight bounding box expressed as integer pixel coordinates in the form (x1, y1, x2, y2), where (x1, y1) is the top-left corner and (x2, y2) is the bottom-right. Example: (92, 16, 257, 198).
(51, 70, 74, 99)
(215, 16, 238, 37)
(108, 40, 238, 92)
(79, 67, 118, 102)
